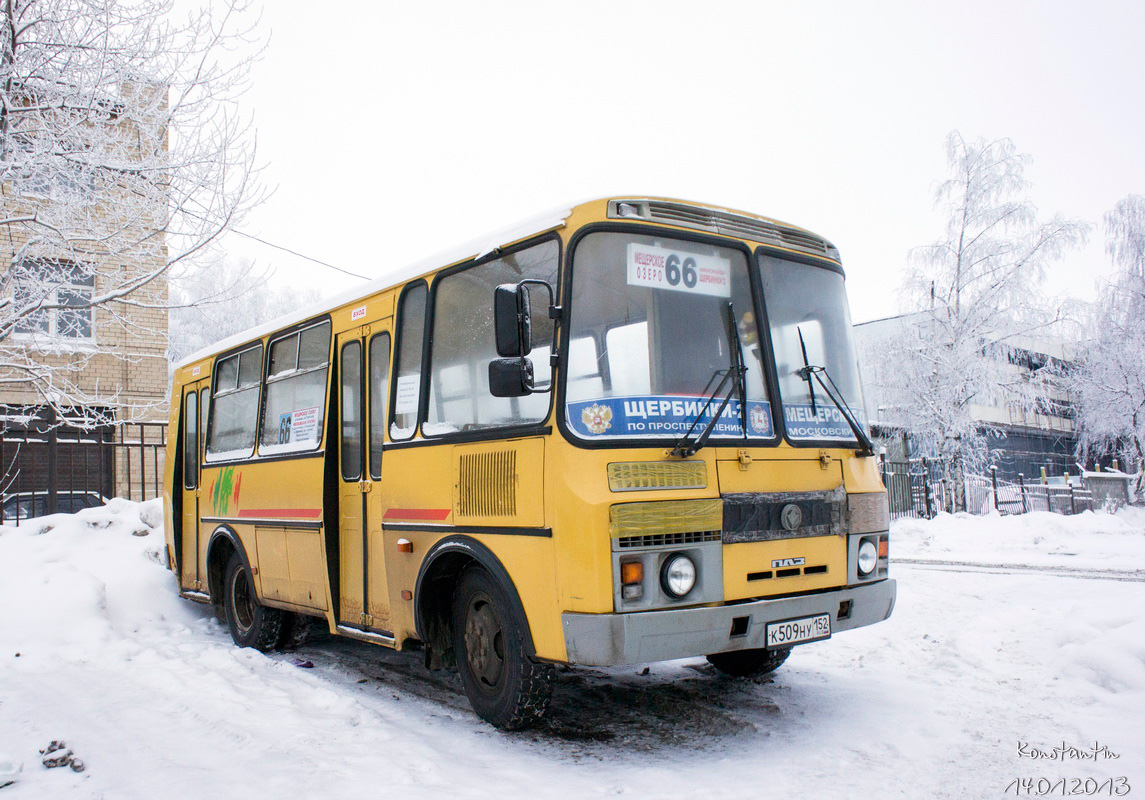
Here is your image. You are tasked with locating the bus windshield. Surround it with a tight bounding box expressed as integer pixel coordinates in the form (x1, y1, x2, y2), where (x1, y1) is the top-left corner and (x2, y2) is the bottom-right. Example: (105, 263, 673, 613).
(757, 253, 866, 443)
(565, 231, 774, 441)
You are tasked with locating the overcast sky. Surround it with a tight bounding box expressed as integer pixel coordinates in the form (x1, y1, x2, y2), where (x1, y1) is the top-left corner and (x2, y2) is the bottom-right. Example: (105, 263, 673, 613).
(223, 0, 1145, 323)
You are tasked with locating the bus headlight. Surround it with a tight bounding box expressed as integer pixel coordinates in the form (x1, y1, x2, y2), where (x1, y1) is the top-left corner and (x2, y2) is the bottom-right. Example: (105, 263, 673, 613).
(661, 553, 697, 598)
(857, 538, 878, 576)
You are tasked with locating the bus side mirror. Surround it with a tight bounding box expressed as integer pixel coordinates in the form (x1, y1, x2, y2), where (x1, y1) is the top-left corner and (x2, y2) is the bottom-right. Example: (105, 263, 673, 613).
(488, 357, 534, 398)
(494, 283, 532, 357)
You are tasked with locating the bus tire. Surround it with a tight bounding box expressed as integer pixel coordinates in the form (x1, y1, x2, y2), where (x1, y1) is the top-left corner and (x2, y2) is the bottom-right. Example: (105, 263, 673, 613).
(277, 612, 314, 651)
(451, 565, 552, 730)
(223, 552, 283, 652)
(706, 647, 791, 678)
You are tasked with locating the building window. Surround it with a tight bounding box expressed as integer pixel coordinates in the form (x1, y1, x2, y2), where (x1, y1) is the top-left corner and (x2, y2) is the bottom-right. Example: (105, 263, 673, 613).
(12, 260, 95, 341)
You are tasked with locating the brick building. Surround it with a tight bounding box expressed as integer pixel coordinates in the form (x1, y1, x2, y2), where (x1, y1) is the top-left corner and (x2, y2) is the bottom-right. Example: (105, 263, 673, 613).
(1, 88, 169, 513)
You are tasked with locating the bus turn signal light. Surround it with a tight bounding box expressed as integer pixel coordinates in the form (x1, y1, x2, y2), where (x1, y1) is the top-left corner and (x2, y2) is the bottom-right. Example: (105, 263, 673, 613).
(397, 538, 413, 553)
(621, 561, 643, 585)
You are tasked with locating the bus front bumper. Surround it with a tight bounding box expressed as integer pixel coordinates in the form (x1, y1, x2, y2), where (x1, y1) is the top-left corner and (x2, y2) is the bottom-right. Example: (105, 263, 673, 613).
(561, 578, 896, 666)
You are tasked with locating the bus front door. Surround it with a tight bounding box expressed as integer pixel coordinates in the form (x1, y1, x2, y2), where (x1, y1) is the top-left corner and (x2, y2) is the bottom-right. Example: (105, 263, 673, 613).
(336, 325, 393, 637)
(179, 381, 208, 593)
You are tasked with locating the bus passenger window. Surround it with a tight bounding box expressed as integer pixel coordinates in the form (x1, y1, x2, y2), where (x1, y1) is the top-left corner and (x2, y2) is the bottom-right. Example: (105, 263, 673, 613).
(341, 341, 362, 480)
(368, 333, 390, 479)
(206, 344, 262, 460)
(259, 320, 331, 455)
(183, 391, 198, 489)
(391, 283, 427, 440)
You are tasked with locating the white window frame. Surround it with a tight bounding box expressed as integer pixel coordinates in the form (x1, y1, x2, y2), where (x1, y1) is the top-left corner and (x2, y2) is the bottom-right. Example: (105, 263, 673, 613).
(11, 261, 96, 345)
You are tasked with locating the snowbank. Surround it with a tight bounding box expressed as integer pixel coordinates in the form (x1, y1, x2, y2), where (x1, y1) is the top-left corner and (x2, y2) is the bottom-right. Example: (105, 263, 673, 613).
(892, 506, 1145, 571)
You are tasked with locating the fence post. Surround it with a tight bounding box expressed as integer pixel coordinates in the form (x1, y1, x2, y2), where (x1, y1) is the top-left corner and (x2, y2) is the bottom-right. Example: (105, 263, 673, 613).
(924, 460, 934, 519)
(138, 426, 146, 502)
(98, 433, 107, 500)
(1018, 473, 1027, 514)
(125, 426, 133, 502)
(990, 465, 999, 511)
(46, 421, 58, 516)
(152, 426, 160, 500)
(1069, 482, 1076, 515)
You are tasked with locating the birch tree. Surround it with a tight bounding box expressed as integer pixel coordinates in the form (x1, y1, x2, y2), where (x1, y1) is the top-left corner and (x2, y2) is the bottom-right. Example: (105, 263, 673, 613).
(873, 132, 1086, 511)
(1065, 195, 1145, 498)
(0, 0, 261, 422)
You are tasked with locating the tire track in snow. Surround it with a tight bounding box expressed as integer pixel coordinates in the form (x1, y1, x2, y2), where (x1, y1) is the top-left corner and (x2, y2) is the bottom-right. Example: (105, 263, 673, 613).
(894, 558, 1145, 582)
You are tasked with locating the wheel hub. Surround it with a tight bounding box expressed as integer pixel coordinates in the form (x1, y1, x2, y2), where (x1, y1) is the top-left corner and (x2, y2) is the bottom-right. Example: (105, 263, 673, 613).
(464, 599, 505, 687)
(230, 568, 255, 633)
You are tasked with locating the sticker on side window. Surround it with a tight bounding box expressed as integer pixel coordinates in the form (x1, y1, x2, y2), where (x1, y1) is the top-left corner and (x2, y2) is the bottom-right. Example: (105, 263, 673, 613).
(626, 243, 731, 298)
(394, 374, 420, 415)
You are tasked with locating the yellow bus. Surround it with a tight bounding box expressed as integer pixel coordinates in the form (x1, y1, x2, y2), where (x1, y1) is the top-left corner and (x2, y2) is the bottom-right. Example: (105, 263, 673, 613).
(163, 197, 896, 729)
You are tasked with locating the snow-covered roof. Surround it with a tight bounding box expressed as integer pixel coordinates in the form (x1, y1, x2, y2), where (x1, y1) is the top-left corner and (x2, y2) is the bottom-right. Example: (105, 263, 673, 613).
(174, 203, 575, 369)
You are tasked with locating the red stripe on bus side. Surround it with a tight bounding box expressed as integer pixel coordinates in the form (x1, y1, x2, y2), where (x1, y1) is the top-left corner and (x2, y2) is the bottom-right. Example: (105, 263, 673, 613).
(383, 508, 451, 521)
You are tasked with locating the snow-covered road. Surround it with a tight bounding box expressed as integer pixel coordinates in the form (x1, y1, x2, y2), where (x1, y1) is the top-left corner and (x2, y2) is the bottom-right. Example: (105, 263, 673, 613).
(2, 502, 1142, 799)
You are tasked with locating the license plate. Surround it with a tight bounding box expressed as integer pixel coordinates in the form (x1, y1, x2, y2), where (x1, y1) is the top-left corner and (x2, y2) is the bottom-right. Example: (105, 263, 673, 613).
(765, 614, 831, 647)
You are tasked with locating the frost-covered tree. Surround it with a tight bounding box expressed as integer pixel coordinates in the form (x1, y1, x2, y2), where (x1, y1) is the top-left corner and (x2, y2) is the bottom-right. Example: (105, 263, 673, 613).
(1065, 195, 1145, 498)
(168, 256, 322, 364)
(0, 0, 261, 421)
(871, 133, 1087, 511)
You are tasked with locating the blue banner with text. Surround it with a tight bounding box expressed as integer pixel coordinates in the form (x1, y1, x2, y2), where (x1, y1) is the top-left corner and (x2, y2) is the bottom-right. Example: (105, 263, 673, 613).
(567, 395, 775, 439)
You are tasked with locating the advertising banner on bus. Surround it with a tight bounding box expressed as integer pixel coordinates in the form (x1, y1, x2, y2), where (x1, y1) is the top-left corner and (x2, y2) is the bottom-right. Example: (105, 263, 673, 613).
(782, 403, 865, 441)
(566, 395, 774, 439)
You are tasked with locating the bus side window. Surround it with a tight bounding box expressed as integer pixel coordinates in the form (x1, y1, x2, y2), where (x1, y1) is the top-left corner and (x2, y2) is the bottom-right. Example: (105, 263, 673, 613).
(200, 387, 209, 458)
(183, 391, 198, 489)
(390, 283, 427, 440)
(340, 340, 362, 480)
(206, 344, 262, 460)
(369, 333, 390, 480)
(425, 239, 558, 434)
(259, 321, 331, 455)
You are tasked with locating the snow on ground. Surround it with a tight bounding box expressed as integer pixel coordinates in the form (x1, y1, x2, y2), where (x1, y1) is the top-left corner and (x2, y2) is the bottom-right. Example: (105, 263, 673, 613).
(894, 506, 1145, 571)
(1, 502, 1142, 799)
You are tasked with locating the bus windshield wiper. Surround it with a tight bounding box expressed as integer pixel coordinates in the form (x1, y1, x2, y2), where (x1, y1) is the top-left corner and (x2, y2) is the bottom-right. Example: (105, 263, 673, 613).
(793, 352, 875, 458)
(671, 303, 748, 458)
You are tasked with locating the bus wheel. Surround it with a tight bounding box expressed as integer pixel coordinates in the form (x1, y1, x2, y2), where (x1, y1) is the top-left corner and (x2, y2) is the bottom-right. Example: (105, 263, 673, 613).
(223, 552, 283, 652)
(277, 612, 314, 651)
(706, 647, 791, 678)
(451, 566, 552, 730)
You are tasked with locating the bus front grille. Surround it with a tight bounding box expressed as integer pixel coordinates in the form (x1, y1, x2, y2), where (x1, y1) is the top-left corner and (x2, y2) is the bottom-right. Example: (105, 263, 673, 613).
(616, 530, 721, 549)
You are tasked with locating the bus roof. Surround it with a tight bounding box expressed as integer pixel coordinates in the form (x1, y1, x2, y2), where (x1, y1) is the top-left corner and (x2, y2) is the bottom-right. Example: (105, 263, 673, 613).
(174, 196, 837, 370)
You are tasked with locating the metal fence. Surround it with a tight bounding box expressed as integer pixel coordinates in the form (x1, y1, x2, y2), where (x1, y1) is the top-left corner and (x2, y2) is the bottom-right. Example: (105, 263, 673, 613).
(1, 419, 166, 525)
(881, 458, 1094, 520)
